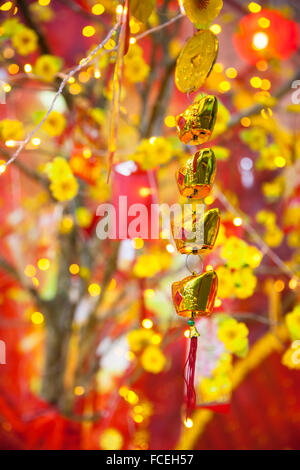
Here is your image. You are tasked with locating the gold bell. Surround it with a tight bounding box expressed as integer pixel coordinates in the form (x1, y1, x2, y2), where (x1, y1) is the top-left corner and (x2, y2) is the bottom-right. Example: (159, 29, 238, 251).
(172, 270, 218, 318)
(175, 95, 218, 146)
(171, 208, 220, 255)
(176, 148, 216, 198)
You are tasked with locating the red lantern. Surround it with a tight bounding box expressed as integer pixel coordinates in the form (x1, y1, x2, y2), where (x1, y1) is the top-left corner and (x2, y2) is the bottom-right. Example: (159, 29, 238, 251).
(233, 9, 299, 65)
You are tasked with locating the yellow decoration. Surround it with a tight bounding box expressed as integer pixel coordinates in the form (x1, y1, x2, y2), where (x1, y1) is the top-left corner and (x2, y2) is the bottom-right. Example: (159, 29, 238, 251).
(175, 30, 218, 93)
(218, 318, 249, 354)
(35, 55, 62, 82)
(42, 111, 66, 137)
(12, 27, 38, 55)
(99, 428, 123, 450)
(0, 119, 24, 141)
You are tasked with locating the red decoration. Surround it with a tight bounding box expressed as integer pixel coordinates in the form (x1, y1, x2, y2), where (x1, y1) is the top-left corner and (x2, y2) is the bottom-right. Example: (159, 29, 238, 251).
(70, 145, 102, 185)
(233, 9, 299, 65)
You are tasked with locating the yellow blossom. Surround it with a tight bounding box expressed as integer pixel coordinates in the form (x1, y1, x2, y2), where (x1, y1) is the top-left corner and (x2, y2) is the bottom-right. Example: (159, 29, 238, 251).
(263, 225, 284, 248)
(245, 245, 262, 268)
(285, 306, 300, 340)
(199, 375, 231, 403)
(128, 328, 153, 353)
(50, 176, 78, 202)
(140, 345, 166, 374)
(262, 177, 285, 200)
(218, 318, 249, 354)
(35, 55, 62, 82)
(232, 267, 257, 299)
(133, 254, 162, 278)
(1, 18, 22, 37)
(47, 157, 73, 182)
(42, 111, 66, 137)
(212, 353, 233, 376)
(124, 55, 149, 83)
(215, 266, 234, 298)
(240, 127, 267, 151)
(76, 207, 92, 228)
(282, 342, 300, 370)
(221, 236, 247, 269)
(256, 210, 276, 227)
(0, 119, 24, 141)
(12, 27, 38, 55)
(132, 137, 173, 170)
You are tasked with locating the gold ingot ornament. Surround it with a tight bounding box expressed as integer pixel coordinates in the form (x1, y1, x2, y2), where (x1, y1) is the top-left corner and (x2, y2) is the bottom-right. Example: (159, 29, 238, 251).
(176, 148, 216, 198)
(175, 30, 218, 94)
(176, 95, 218, 145)
(171, 208, 220, 255)
(172, 270, 218, 318)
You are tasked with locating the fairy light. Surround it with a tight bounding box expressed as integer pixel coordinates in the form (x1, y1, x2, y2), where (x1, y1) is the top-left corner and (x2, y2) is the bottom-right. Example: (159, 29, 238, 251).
(166, 244, 175, 253)
(0, 161, 6, 175)
(225, 67, 237, 79)
(133, 414, 144, 424)
(24, 63, 32, 73)
(218, 80, 231, 93)
(184, 329, 190, 338)
(3, 83, 11, 93)
(133, 238, 144, 249)
(233, 217, 243, 227)
(37, 258, 50, 271)
(274, 156, 286, 168)
(8, 64, 19, 75)
(206, 265, 213, 271)
(252, 32, 269, 50)
(210, 24, 221, 34)
(289, 278, 298, 290)
(31, 137, 41, 146)
(240, 117, 251, 127)
(92, 3, 104, 15)
(32, 277, 39, 287)
(144, 288, 154, 298)
(248, 2, 262, 13)
(142, 318, 153, 329)
(88, 283, 101, 296)
(215, 298, 222, 307)
(3, 47, 14, 59)
(39, 0, 51, 5)
(258, 17, 270, 28)
(116, 4, 123, 15)
(31, 311, 44, 325)
(0, 2, 13, 11)
(24, 264, 36, 277)
(164, 115, 176, 127)
(151, 333, 162, 345)
(94, 68, 101, 79)
(274, 280, 285, 292)
(129, 37, 136, 45)
(261, 79, 271, 91)
(68, 77, 75, 84)
(82, 147, 92, 158)
(74, 386, 85, 396)
(82, 26, 96, 37)
(69, 264, 80, 275)
(139, 187, 152, 197)
(250, 76, 262, 88)
(256, 60, 268, 71)
(5, 140, 16, 148)
(184, 418, 193, 428)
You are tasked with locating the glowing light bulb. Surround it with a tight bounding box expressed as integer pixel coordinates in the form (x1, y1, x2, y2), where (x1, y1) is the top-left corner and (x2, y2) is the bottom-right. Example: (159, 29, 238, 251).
(252, 32, 269, 50)
(142, 318, 153, 329)
(184, 418, 193, 428)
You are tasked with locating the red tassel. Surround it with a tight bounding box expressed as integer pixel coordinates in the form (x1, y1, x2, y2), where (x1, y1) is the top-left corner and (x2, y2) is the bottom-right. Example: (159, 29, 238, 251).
(184, 336, 198, 420)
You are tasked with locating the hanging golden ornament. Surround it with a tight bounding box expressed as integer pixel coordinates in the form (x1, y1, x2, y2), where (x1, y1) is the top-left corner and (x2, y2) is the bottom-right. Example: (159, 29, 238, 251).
(176, 148, 216, 198)
(175, 95, 218, 145)
(181, 0, 223, 27)
(175, 30, 218, 93)
(171, 208, 220, 254)
(172, 270, 218, 318)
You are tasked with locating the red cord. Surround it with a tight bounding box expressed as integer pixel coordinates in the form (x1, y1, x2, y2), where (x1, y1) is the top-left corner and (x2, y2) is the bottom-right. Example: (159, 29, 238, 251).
(184, 336, 198, 419)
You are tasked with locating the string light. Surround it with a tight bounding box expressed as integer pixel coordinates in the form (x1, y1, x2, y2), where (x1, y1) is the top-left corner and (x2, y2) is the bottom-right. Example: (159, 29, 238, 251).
(92, 3, 104, 15)
(142, 318, 153, 329)
(248, 2, 261, 13)
(88, 283, 101, 296)
(233, 217, 243, 227)
(74, 386, 85, 396)
(69, 264, 80, 275)
(252, 32, 269, 51)
(24, 63, 32, 73)
(184, 418, 193, 428)
(31, 311, 44, 325)
(37, 258, 50, 270)
(31, 137, 41, 146)
(210, 24, 221, 34)
(166, 244, 175, 253)
(82, 26, 96, 38)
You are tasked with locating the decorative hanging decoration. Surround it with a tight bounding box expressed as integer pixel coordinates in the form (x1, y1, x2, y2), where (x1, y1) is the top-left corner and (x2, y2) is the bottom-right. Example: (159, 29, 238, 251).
(175, 30, 218, 93)
(171, 0, 226, 424)
(175, 95, 218, 145)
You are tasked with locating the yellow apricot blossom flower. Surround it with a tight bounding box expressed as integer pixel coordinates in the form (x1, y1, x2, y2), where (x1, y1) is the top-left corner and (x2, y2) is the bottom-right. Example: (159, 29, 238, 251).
(133, 254, 162, 278)
(182, 0, 223, 27)
(47, 157, 73, 182)
(215, 266, 234, 298)
(263, 224, 284, 248)
(42, 111, 66, 137)
(0, 119, 24, 141)
(199, 375, 231, 403)
(140, 345, 166, 374)
(35, 55, 62, 82)
(76, 207, 92, 228)
(50, 176, 78, 202)
(262, 177, 285, 200)
(127, 328, 153, 353)
(212, 352, 233, 376)
(285, 305, 300, 340)
(124, 55, 150, 83)
(218, 318, 249, 354)
(245, 245, 263, 268)
(132, 137, 173, 170)
(256, 210, 276, 227)
(232, 267, 257, 299)
(12, 27, 38, 56)
(282, 341, 300, 370)
(221, 236, 247, 269)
